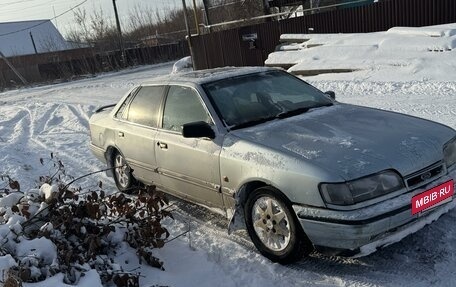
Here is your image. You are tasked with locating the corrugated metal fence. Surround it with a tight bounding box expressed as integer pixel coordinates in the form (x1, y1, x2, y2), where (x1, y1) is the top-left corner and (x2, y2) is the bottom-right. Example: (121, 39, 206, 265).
(190, 0, 456, 70)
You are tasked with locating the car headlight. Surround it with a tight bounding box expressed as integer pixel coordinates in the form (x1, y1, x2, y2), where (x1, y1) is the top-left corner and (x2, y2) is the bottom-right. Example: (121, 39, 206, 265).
(319, 170, 404, 205)
(444, 137, 456, 168)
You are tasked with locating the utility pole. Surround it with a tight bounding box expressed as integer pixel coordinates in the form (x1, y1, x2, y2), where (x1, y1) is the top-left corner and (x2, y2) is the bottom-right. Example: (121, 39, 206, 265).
(192, 0, 200, 35)
(112, 0, 126, 67)
(263, 0, 271, 18)
(182, 0, 196, 69)
(202, 0, 211, 33)
(29, 32, 38, 54)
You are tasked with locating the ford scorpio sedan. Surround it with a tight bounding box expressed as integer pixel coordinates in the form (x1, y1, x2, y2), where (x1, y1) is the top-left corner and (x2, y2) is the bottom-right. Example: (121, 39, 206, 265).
(89, 67, 456, 263)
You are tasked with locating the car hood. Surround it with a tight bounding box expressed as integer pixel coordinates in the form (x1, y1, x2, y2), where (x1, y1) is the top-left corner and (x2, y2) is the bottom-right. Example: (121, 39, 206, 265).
(230, 103, 455, 180)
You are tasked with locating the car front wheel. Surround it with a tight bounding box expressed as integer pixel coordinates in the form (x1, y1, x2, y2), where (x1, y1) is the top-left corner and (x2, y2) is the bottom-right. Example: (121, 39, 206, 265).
(245, 186, 312, 263)
(112, 151, 135, 192)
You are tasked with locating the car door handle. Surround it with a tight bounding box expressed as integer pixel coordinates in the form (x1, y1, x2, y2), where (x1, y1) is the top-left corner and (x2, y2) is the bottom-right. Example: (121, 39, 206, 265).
(118, 131, 125, 138)
(157, 142, 168, 149)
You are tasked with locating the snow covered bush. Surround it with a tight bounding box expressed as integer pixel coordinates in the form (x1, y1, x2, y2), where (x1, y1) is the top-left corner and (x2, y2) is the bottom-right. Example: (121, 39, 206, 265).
(0, 155, 172, 286)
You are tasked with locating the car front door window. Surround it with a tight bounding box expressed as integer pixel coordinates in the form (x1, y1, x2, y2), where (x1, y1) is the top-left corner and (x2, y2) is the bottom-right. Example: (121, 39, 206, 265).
(162, 86, 211, 132)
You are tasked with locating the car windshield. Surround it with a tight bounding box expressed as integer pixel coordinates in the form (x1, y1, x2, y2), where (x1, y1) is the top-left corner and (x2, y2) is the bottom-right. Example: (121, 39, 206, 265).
(202, 70, 333, 129)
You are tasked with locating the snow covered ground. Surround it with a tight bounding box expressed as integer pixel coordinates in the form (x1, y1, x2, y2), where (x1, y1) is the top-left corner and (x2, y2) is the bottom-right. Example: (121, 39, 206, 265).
(1, 24, 456, 286)
(266, 23, 456, 82)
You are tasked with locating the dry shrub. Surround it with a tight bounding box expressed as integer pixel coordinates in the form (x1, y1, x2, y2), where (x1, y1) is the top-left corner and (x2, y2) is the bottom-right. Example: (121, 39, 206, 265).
(0, 154, 173, 287)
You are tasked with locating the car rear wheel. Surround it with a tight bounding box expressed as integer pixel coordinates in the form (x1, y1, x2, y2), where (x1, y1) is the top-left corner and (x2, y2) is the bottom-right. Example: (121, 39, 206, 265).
(245, 186, 313, 263)
(112, 151, 135, 192)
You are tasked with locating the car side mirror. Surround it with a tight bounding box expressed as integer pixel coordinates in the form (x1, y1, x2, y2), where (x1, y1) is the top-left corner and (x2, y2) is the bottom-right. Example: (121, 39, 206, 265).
(325, 91, 336, 100)
(182, 121, 215, 139)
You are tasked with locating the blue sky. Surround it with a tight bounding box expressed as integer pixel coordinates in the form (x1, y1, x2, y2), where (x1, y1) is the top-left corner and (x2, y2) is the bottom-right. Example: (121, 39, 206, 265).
(0, 0, 196, 36)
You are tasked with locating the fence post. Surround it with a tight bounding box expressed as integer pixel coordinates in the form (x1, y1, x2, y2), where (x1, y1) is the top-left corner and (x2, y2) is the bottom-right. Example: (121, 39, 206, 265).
(182, 0, 197, 70)
(0, 51, 27, 85)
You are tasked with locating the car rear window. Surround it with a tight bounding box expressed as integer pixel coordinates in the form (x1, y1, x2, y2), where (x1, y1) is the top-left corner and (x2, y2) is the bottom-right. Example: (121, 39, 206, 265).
(126, 85, 164, 127)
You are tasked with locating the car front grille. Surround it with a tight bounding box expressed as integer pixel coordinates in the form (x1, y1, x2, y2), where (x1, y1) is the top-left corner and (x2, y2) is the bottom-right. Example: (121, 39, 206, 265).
(404, 162, 445, 189)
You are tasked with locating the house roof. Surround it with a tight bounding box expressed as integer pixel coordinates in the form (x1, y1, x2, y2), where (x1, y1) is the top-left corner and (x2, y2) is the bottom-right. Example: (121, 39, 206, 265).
(0, 19, 70, 57)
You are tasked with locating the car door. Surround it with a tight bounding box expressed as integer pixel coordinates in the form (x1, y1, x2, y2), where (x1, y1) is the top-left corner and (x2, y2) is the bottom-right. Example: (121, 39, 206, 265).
(114, 85, 165, 185)
(155, 85, 224, 208)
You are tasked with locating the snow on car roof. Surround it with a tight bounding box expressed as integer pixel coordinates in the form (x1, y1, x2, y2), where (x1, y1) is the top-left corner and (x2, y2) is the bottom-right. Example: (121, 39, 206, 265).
(143, 66, 278, 85)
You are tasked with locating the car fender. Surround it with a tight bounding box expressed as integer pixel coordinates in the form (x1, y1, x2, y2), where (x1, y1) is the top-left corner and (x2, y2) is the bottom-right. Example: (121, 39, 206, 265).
(221, 135, 341, 233)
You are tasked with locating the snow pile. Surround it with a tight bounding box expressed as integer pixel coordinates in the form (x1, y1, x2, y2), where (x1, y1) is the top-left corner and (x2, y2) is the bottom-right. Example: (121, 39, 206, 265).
(171, 56, 193, 74)
(265, 23, 456, 81)
(0, 167, 172, 286)
(40, 183, 59, 202)
(0, 182, 59, 284)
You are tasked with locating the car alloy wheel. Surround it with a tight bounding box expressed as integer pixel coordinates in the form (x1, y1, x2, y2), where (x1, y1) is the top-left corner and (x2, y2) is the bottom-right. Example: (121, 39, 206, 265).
(112, 151, 134, 191)
(251, 196, 291, 252)
(245, 186, 313, 263)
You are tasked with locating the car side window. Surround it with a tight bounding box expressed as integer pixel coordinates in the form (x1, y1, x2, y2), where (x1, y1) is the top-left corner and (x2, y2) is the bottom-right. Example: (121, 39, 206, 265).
(126, 86, 165, 127)
(162, 86, 211, 133)
(115, 89, 137, 119)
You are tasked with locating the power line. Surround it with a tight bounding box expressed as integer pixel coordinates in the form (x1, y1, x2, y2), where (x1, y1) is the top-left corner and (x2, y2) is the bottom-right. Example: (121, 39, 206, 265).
(1, 0, 60, 14)
(0, 0, 89, 37)
(0, 0, 38, 8)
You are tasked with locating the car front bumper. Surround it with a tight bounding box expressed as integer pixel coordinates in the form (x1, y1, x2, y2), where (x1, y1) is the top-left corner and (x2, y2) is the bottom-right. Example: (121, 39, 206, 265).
(293, 168, 456, 256)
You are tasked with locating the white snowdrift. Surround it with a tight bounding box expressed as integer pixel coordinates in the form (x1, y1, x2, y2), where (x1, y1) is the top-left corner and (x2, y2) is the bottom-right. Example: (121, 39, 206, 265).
(171, 56, 193, 74)
(266, 23, 456, 81)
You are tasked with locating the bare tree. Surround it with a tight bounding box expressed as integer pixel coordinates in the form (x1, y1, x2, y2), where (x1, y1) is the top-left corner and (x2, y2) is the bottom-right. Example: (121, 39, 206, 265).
(65, 0, 269, 49)
(90, 8, 111, 40)
(73, 8, 91, 42)
(197, 0, 269, 31)
(65, 7, 119, 51)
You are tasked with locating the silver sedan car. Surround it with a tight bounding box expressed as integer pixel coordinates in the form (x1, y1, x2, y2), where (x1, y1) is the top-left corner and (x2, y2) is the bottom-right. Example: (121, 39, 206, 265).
(89, 67, 456, 263)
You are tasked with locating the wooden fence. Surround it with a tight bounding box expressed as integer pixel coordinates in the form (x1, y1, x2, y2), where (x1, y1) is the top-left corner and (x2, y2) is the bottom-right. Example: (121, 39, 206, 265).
(0, 41, 189, 90)
(190, 0, 456, 70)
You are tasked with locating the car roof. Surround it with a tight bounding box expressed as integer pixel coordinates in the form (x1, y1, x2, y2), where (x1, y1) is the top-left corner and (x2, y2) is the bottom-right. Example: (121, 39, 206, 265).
(142, 66, 279, 86)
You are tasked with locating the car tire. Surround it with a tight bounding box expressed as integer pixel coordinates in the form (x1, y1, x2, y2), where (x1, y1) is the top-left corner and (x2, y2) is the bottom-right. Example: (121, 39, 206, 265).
(244, 186, 313, 263)
(112, 151, 135, 192)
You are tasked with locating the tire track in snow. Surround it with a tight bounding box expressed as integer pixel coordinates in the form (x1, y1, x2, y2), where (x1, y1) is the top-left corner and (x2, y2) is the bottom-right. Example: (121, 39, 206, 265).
(171, 200, 390, 287)
(0, 102, 107, 189)
(0, 105, 41, 186)
(66, 104, 91, 130)
(28, 103, 104, 176)
(0, 109, 30, 143)
(31, 103, 61, 136)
